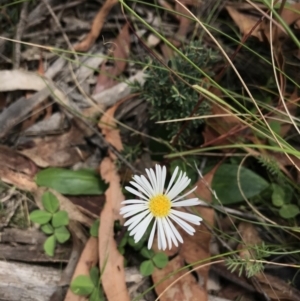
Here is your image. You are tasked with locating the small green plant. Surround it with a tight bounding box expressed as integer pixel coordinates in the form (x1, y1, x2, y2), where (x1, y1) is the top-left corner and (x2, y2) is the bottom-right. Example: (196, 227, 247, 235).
(116, 143, 143, 170)
(226, 243, 270, 278)
(258, 155, 281, 178)
(117, 226, 150, 255)
(90, 218, 100, 237)
(70, 266, 104, 301)
(29, 191, 70, 256)
(143, 41, 221, 144)
(139, 247, 168, 276)
(212, 163, 269, 205)
(271, 183, 299, 219)
(116, 224, 169, 275)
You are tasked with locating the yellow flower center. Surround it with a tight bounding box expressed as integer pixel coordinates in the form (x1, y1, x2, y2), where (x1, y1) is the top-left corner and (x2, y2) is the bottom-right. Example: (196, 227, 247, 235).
(148, 194, 171, 217)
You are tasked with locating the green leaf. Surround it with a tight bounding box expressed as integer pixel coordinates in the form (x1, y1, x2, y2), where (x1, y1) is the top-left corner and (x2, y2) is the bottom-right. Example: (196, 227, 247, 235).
(29, 210, 52, 225)
(71, 275, 94, 296)
(152, 252, 168, 268)
(269, 121, 281, 135)
(271, 184, 285, 207)
(52, 210, 69, 228)
(89, 267, 99, 287)
(140, 260, 154, 276)
(212, 164, 269, 204)
(279, 204, 300, 219)
(54, 226, 70, 243)
(118, 246, 125, 255)
(128, 236, 143, 251)
(35, 168, 108, 195)
(90, 219, 100, 237)
(89, 288, 105, 301)
(140, 247, 154, 259)
(118, 235, 128, 248)
(42, 191, 59, 213)
(44, 235, 56, 256)
(41, 223, 54, 234)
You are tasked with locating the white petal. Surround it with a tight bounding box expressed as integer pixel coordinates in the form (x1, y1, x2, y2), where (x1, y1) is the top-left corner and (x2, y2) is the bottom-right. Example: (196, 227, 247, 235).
(133, 175, 154, 197)
(120, 204, 148, 215)
(157, 223, 161, 250)
(140, 175, 156, 197)
(125, 186, 148, 201)
(162, 217, 177, 249)
(169, 213, 196, 235)
(155, 165, 162, 192)
(120, 203, 146, 213)
(121, 199, 147, 205)
(159, 166, 167, 194)
(147, 219, 157, 249)
(128, 222, 144, 240)
(167, 174, 190, 200)
(157, 218, 167, 250)
(155, 165, 165, 194)
(120, 204, 147, 216)
(146, 167, 158, 195)
(156, 165, 162, 194)
(171, 209, 202, 224)
(165, 217, 183, 244)
(172, 186, 198, 202)
(129, 181, 151, 198)
(166, 171, 184, 199)
(133, 213, 153, 242)
(161, 218, 172, 249)
(125, 210, 149, 229)
(171, 198, 201, 207)
(165, 166, 178, 195)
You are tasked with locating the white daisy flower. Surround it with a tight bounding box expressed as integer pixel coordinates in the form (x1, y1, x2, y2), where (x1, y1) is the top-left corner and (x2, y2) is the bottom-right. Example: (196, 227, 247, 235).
(120, 164, 202, 250)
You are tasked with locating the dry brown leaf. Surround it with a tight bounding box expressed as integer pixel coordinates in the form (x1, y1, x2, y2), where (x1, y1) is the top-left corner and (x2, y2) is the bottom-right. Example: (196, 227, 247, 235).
(255, 273, 300, 301)
(94, 24, 130, 94)
(277, 3, 300, 37)
(68, 195, 105, 218)
(20, 124, 91, 167)
(152, 255, 205, 301)
(0, 145, 38, 191)
(0, 145, 37, 176)
(220, 283, 256, 301)
(99, 157, 129, 301)
(74, 0, 119, 52)
(98, 100, 128, 301)
(0, 165, 37, 191)
(64, 237, 99, 301)
(237, 222, 262, 261)
(98, 101, 123, 151)
(226, 6, 263, 40)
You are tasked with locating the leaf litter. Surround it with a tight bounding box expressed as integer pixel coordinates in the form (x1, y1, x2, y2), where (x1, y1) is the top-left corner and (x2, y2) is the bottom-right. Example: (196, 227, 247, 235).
(98, 101, 130, 301)
(0, 0, 300, 301)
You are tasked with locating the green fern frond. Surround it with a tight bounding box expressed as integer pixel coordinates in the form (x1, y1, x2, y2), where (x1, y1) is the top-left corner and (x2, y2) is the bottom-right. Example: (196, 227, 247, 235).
(258, 155, 281, 177)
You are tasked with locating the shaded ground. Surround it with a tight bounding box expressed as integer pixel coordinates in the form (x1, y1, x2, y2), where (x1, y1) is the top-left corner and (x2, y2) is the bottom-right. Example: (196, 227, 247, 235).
(1, 1, 300, 301)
